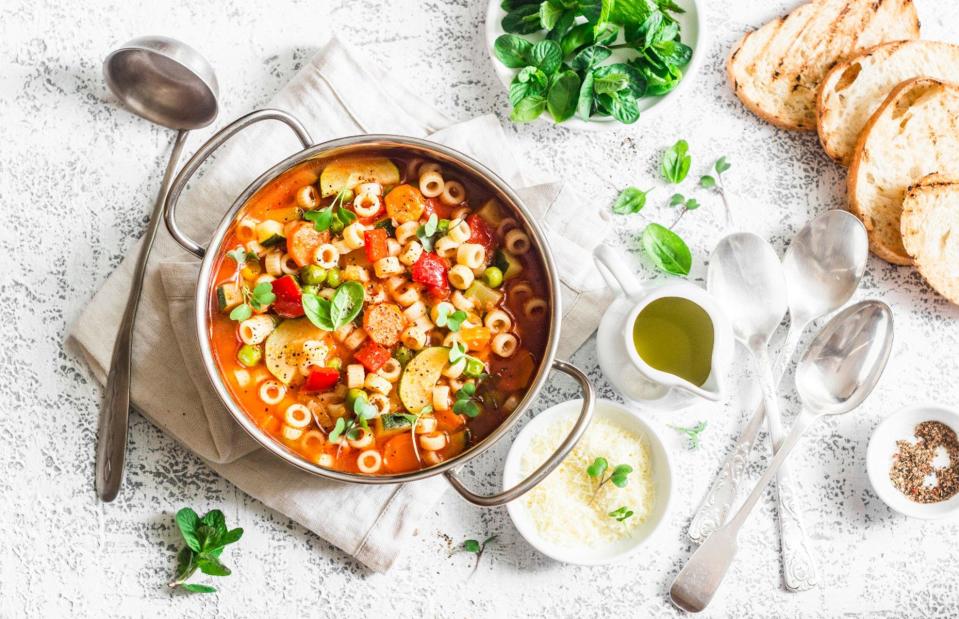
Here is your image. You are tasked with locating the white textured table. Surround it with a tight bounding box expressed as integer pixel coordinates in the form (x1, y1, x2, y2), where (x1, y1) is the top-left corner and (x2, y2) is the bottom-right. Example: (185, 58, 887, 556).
(3, 1, 959, 616)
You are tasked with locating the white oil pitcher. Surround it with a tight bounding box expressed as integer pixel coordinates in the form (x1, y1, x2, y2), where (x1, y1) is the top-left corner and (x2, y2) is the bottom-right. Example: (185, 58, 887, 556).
(593, 244, 734, 410)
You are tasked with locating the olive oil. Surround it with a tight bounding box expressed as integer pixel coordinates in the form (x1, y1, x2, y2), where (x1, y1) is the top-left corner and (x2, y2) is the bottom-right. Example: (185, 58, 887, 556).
(631, 297, 714, 387)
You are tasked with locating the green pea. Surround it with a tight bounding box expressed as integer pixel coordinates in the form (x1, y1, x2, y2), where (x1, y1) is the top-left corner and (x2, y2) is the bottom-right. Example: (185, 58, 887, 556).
(464, 357, 485, 378)
(393, 346, 414, 367)
(300, 265, 327, 286)
(330, 218, 345, 235)
(326, 267, 342, 288)
(237, 344, 262, 368)
(482, 266, 504, 288)
(301, 284, 318, 296)
(327, 357, 342, 370)
(346, 388, 366, 410)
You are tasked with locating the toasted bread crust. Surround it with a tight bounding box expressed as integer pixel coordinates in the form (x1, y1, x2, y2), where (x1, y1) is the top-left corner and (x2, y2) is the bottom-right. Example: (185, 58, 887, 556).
(728, 0, 920, 131)
(901, 174, 959, 304)
(818, 40, 959, 165)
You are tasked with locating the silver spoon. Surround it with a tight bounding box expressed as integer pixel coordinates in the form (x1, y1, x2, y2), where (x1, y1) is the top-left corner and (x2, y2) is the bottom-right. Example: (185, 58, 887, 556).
(670, 300, 893, 613)
(688, 211, 868, 590)
(96, 36, 219, 502)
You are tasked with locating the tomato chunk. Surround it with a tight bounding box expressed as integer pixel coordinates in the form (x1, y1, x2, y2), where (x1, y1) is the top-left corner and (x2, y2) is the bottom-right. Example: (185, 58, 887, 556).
(466, 214, 495, 257)
(304, 367, 340, 392)
(411, 251, 448, 293)
(354, 340, 391, 372)
(363, 228, 390, 263)
(271, 275, 304, 318)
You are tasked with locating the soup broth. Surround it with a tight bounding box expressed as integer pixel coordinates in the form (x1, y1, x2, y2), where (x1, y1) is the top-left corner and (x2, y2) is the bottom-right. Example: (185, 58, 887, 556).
(631, 297, 714, 386)
(207, 150, 551, 475)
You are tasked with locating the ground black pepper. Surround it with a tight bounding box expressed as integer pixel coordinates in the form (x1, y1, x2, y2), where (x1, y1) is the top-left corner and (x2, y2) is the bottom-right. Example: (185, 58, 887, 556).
(890, 420, 959, 504)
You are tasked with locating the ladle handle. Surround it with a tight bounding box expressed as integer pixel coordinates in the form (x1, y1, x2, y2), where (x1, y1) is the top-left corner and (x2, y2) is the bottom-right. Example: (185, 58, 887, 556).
(593, 244, 644, 298)
(164, 109, 312, 258)
(444, 361, 594, 507)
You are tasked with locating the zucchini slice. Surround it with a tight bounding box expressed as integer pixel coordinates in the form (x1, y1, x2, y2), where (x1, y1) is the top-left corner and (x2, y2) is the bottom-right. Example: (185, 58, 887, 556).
(216, 282, 242, 311)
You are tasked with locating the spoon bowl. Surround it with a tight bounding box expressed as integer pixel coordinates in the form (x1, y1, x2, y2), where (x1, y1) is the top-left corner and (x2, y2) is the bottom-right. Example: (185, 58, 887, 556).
(708, 232, 788, 348)
(796, 300, 894, 415)
(104, 36, 219, 130)
(783, 210, 869, 326)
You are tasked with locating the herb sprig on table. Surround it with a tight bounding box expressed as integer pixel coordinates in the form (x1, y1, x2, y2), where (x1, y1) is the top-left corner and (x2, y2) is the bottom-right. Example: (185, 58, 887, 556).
(611, 141, 733, 276)
(494, 0, 692, 124)
(169, 508, 243, 594)
(461, 535, 497, 576)
(669, 420, 707, 449)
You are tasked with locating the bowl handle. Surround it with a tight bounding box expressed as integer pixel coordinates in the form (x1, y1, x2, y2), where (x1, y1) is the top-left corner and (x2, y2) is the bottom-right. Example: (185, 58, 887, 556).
(164, 109, 313, 259)
(444, 360, 594, 507)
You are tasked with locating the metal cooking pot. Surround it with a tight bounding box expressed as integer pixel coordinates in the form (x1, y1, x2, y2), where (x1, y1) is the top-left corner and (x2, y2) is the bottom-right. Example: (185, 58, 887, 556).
(164, 109, 594, 507)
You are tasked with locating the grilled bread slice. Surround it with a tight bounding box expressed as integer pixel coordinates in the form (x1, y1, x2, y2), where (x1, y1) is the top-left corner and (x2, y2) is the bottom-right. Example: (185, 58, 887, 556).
(727, 0, 920, 131)
(848, 78, 959, 264)
(818, 40, 959, 165)
(901, 173, 959, 303)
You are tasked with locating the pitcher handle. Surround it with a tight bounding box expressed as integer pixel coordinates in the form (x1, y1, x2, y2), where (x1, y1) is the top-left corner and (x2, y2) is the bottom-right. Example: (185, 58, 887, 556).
(593, 243, 644, 298)
(164, 109, 312, 259)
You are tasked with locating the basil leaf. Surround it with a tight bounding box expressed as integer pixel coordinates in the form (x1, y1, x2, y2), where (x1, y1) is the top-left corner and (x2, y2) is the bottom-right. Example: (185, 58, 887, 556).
(182, 583, 217, 594)
(530, 40, 562, 75)
(302, 293, 334, 330)
(494, 34, 533, 68)
(176, 508, 201, 552)
(510, 95, 547, 123)
(610, 94, 640, 124)
(502, 4, 542, 34)
(654, 39, 692, 67)
(560, 23, 594, 57)
(329, 281, 365, 329)
(640, 223, 692, 276)
(576, 71, 595, 120)
(661, 139, 691, 184)
(612, 187, 647, 214)
(571, 45, 611, 71)
(539, 1, 563, 30)
(546, 70, 580, 123)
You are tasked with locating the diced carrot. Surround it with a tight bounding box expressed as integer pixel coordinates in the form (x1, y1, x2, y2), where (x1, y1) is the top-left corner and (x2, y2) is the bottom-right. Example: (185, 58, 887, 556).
(460, 326, 492, 351)
(384, 184, 426, 224)
(383, 433, 420, 473)
(433, 408, 465, 431)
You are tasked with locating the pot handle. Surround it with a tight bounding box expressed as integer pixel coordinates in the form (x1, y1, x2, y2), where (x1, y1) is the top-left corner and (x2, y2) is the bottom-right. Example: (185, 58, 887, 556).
(593, 243, 644, 298)
(444, 360, 594, 508)
(164, 109, 313, 259)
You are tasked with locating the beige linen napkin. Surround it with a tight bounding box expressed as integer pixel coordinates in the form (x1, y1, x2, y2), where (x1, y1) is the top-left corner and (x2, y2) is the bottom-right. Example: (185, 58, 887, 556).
(68, 35, 612, 572)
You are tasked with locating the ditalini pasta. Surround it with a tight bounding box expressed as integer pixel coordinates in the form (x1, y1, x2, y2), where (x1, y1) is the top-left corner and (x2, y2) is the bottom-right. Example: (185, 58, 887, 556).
(208, 152, 550, 475)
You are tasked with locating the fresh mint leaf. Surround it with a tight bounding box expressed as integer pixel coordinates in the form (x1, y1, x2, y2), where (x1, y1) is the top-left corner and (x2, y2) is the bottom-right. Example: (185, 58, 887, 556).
(494, 34, 533, 68)
(576, 71, 595, 120)
(539, 1, 563, 30)
(200, 509, 226, 532)
(546, 70, 580, 123)
(176, 508, 201, 552)
(609, 94, 640, 124)
(571, 45, 611, 72)
(511, 95, 547, 123)
(530, 40, 562, 75)
(560, 23, 594, 57)
(594, 72, 629, 95)
(612, 187, 648, 214)
(502, 4, 542, 34)
(182, 583, 217, 594)
(640, 223, 691, 276)
(197, 556, 231, 577)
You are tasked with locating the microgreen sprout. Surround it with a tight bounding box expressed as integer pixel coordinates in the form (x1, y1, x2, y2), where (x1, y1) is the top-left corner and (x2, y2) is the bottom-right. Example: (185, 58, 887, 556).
(586, 457, 633, 502)
(669, 420, 708, 450)
(461, 535, 497, 576)
(699, 156, 733, 226)
(608, 506, 635, 523)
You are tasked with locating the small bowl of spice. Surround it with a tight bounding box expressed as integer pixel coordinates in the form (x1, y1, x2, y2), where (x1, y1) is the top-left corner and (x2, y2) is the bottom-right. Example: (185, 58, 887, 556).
(867, 404, 959, 519)
(503, 398, 673, 565)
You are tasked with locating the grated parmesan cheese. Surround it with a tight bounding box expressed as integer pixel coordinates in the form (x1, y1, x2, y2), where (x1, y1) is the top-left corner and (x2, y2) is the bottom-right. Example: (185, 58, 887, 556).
(520, 416, 654, 547)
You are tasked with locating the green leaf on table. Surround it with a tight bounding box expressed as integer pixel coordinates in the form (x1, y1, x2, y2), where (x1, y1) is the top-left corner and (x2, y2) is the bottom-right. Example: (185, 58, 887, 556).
(661, 139, 691, 184)
(197, 555, 231, 577)
(640, 223, 692, 276)
(608, 506, 635, 522)
(612, 187, 648, 214)
(182, 583, 217, 594)
(684, 198, 700, 211)
(547, 70, 580, 123)
(494, 34, 533, 68)
(176, 508, 201, 552)
(463, 539, 481, 553)
(699, 175, 716, 189)
(715, 156, 731, 173)
(669, 192, 685, 206)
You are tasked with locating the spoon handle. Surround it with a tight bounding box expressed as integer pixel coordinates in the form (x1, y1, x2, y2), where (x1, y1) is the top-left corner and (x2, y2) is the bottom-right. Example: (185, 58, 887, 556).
(758, 339, 820, 592)
(95, 130, 189, 502)
(671, 410, 818, 613)
(687, 327, 798, 544)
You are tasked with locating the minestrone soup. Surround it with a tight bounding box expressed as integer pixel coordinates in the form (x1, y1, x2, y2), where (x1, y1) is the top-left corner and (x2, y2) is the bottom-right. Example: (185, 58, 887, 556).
(208, 151, 551, 475)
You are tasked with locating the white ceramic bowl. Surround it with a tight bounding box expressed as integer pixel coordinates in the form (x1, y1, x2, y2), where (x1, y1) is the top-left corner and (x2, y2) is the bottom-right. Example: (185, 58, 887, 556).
(484, 0, 707, 131)
(866, 403, 959, 519)
(503, 398, 673, 564)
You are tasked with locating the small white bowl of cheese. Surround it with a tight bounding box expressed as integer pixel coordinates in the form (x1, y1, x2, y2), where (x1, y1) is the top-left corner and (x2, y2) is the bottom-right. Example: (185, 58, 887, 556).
(503, 398, 673, 565)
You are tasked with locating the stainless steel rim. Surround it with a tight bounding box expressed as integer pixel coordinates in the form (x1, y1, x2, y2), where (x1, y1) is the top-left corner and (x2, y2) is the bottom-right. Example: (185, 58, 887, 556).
(188, 127, 564, 485)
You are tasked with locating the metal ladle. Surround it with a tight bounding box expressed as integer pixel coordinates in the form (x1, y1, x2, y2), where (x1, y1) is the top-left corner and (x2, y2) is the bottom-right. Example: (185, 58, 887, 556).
(96, 36, 219, 502)
(670, 300, 894, 613)
(688, 211, 868, 590)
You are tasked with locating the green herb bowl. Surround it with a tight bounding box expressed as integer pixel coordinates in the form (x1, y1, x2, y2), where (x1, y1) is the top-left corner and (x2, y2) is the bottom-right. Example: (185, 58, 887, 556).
(485, 0, 707, 131)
